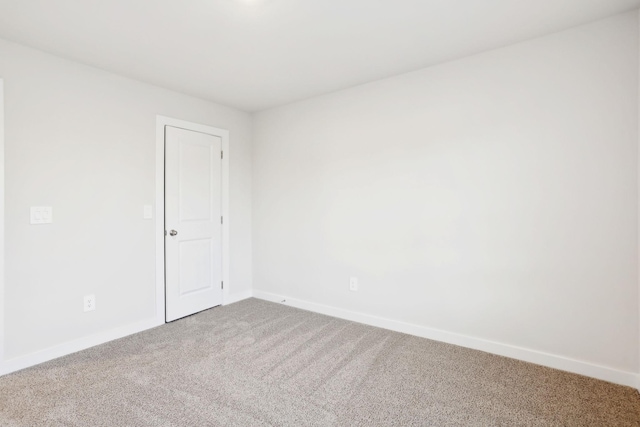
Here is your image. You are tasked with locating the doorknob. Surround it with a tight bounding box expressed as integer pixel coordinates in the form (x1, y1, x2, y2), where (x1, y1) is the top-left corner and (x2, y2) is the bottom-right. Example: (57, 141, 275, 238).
(169, 230, 178, 236)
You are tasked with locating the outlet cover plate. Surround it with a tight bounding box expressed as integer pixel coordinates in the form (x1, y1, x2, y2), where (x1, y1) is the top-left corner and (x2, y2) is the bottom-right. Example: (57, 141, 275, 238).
(84, 294, 96, 312)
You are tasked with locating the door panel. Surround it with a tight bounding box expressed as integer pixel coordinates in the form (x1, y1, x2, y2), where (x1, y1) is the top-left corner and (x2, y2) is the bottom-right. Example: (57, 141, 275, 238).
(165, 126, 222, 322)
(179, 239, 213, 296)
(179, 143, 213, 221)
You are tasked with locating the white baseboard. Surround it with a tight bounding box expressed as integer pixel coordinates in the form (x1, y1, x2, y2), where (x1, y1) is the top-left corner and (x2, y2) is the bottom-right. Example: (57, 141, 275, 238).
(224, 290, 253, 305)
(0, 291, 253, 377)
(253, 290, 639, 389)
(0, 317, 161, 377)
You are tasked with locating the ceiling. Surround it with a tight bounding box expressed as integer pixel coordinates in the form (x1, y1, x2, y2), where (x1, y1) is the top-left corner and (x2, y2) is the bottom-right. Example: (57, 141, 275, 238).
(0, 0, 638, 112)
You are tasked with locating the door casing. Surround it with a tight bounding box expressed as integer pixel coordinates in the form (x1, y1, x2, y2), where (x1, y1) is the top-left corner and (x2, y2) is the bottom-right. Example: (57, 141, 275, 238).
(155, 116, 230, 325)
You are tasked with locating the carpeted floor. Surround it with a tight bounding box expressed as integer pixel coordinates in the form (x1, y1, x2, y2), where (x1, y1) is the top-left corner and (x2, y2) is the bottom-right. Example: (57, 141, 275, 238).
(0, 298, 638, 426)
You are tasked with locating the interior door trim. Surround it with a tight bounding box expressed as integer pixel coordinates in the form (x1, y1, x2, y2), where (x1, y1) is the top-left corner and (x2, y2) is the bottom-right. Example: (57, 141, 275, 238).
(155, 115, 230, 325)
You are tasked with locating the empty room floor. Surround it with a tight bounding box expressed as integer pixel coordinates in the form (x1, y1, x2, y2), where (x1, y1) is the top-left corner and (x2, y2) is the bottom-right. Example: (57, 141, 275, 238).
(0, 298, 638, 426)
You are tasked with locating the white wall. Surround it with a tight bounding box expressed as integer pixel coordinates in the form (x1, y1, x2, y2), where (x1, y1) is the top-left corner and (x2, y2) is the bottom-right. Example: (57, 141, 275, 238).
(637, 9, 640, 389)
(0, 39, 252, 361)
(253, 11, 639, 380)
(0, 79, 5, 365)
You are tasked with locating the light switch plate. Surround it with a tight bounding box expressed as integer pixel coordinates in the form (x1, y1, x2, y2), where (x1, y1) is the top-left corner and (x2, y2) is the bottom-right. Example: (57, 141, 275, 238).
(30, 206, 53, 224)
(143, 205, 153, 219)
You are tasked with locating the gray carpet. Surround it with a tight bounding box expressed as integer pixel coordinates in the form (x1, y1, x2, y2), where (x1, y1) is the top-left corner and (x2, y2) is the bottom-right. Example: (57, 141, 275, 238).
(0, 298, 638, 426)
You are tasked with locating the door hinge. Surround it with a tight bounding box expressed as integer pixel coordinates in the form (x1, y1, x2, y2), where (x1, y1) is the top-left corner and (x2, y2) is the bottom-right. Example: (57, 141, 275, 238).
(221, 281, 224, 289)
(221, 151, 223, 159)
(221, 216, 223, 224)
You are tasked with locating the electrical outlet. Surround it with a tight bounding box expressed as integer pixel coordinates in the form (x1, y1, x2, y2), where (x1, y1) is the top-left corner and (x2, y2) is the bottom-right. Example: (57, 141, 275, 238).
(349, 277, 358, 292)
(84, 294, 96, 312)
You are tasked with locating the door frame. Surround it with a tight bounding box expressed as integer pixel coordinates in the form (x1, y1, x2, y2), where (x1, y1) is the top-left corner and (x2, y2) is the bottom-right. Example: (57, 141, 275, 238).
(155, 115, 229, 325)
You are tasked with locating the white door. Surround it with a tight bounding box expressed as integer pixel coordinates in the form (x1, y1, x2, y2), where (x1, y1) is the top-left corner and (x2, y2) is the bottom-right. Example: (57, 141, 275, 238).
(165, 126, 223, 322)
